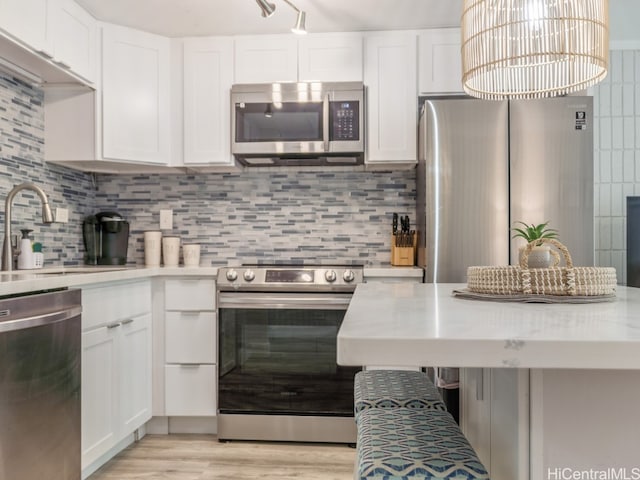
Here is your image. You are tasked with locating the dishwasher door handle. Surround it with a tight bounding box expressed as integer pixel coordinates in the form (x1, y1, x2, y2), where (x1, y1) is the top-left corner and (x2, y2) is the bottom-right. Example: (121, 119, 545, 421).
(0, 305, 82, 333)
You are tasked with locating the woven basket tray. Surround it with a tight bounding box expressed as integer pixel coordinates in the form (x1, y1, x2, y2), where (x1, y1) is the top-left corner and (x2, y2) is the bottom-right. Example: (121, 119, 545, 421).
(467, 239, 617, 296)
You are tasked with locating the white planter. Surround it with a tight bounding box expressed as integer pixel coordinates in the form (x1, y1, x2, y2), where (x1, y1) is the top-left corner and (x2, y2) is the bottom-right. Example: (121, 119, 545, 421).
(519, 245, 559, 269)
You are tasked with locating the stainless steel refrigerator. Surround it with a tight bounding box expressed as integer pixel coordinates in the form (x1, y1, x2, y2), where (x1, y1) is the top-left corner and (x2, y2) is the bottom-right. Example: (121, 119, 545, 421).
(417, 96, 594, 283)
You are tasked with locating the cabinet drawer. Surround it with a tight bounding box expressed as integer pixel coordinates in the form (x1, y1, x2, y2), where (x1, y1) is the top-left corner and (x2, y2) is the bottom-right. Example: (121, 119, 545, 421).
(82, 280, 151, 331)
(164, 279, 215, 311)
(165, 365, 217, 416)
(165, 312, 216, 364)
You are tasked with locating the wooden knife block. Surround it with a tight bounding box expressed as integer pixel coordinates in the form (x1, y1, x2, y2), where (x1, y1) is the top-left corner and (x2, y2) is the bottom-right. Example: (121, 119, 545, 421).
(390, 234, 416, 266)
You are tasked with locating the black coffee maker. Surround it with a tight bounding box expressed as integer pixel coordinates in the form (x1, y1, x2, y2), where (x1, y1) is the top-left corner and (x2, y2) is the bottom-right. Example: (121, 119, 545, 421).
(83, 211, 129, 265)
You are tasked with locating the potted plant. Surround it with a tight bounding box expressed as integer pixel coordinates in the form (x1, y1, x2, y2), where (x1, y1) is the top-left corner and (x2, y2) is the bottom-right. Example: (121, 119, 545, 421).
(511, 221, 560, 268)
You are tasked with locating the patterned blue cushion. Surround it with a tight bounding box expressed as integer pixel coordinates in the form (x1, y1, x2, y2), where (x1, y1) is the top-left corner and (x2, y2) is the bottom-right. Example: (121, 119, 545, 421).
(356, 408, 489, 480)
(354, 370, 447, 416)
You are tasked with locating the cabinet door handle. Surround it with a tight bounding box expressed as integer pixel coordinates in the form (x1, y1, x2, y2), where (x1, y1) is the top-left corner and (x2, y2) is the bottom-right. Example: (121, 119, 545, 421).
(121, 319, 134, 325)
(107, 322, 121, 329)
(179, 364, 201, 368)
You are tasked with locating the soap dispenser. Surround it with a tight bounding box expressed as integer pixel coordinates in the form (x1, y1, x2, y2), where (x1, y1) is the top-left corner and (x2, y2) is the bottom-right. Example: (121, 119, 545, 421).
(17, 229, 34, 270)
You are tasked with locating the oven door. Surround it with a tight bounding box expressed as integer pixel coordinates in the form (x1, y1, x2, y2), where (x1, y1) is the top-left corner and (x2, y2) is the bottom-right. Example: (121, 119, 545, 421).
(217, 292, 360, 417)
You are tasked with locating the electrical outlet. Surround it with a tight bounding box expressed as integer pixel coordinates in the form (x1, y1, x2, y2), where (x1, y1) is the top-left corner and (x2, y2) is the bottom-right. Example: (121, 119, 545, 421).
(55, 207, 69, 223)
(159, 209, 173, 230)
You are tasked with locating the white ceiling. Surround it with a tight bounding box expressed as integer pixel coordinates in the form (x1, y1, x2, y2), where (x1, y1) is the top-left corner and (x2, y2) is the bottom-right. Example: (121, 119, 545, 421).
(74, 0, 640, 42)
(73, 0, 464, 37)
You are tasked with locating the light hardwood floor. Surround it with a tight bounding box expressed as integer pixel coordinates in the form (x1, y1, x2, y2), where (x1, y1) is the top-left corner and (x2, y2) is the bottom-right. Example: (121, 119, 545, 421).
(89, 434, 356, 480)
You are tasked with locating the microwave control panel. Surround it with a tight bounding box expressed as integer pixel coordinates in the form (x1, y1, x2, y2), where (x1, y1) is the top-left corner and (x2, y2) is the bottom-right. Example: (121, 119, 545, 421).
(330, 101, 360, 141)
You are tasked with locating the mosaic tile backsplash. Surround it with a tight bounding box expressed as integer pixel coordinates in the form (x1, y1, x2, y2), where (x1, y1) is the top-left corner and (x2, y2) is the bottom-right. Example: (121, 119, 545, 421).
(0, 75, 96, 266)
(1, 73, 416, 268)
(95, 170, 416, 267)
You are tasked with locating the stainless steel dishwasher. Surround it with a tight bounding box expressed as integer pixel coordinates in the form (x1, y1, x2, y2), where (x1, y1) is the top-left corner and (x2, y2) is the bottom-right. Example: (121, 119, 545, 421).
(0, 288, 82, 480)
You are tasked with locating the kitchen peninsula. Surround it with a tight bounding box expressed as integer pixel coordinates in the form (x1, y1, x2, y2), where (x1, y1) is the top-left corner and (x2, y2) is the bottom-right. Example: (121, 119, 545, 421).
(338, 282, 640, 479)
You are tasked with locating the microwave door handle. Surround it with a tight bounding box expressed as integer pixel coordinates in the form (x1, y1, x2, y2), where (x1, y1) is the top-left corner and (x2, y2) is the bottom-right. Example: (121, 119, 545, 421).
(323, 93, 330, 152)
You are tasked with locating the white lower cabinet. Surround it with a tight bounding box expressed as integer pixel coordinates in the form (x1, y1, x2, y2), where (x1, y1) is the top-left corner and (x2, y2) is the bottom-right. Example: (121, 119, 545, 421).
(162, 278, 217, 418)
(165, 365, 217, 416)
(81, 281, 152, 475)
(460, 368, 530, 480)
(81, 324, 118, 468)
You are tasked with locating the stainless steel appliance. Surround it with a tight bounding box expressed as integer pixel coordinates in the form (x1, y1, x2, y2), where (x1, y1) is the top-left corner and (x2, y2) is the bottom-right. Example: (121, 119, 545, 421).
(231, 82, 365, 166)
(216, 265, 363, 443)
(417, 96, 594, 280)
(0, 289, 82, 480)
(416, 97, 594, 419)
(83, 211, 130, 265)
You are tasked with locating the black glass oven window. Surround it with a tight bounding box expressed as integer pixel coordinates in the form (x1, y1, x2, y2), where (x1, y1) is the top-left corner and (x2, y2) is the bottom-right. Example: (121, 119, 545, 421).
(235, 102, 323, 142)
(218, 307, 360, 416)
(330, 101, 359, 141)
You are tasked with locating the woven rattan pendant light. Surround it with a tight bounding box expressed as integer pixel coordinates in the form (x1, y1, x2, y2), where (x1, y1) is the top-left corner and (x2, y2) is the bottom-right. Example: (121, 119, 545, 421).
(461, 0, 609, 99)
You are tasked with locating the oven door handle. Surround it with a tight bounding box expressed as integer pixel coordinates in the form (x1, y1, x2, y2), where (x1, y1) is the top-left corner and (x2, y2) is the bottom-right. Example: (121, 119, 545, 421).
(217, 292, 351, 310)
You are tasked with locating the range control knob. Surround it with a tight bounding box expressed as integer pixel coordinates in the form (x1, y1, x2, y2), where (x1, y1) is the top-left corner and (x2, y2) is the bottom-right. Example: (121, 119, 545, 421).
(243, 269, 255, 282)
(343, 269, 356, 283)
(226, 269, 238, 281)
(325, 270, 337, 282)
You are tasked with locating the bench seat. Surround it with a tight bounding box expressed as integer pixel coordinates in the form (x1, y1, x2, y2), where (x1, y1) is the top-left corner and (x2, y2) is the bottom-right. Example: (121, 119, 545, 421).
(354, 370, 447, 417)
(356, 407, 490, 480)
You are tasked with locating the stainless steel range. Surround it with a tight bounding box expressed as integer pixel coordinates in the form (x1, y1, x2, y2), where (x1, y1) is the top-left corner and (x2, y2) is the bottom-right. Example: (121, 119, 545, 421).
(216, 265, 363, 443)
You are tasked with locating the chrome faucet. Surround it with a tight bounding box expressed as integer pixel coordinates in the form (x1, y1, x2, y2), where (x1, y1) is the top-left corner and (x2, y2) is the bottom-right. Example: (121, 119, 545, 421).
(2, 183, 54, 271)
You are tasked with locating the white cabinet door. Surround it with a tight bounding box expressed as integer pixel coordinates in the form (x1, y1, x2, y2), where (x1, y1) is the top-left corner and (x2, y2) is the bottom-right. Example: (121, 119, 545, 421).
(364, 32, 417, 164)
(165, 365, 217, 416)
(460, 368, 491, 471)
(234, 35, 297, 83)
(490, 369, 529, 480)
(102, 23, 171, 164)
(119, 313, 152, 433)
(0, 0, 53, 55)
(164, 279, 216, 311)
(298, 33, 363, 82)
(418, 28, 463, 94)
(81, 326, 118, 469)
(165, 311, 216, 364)
(50, 0, 96, 83)
(183, 37, 234, 165)
(460, 368, 530, 480)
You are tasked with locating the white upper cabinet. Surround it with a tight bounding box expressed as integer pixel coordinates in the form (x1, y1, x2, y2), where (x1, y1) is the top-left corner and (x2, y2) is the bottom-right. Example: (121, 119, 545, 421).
(102, 23, 171, 164)
(0, 0, 53, 55)
(364, 32, 417, 164)
(183, 37, 234, 166)
(234, 35, 298, 83)
(418, 28, 463, 94)
(0, 0, 96, 84)
(235, 33, 363, 84)
(50, 0, 97, 83)
(298, 33, 363, 82)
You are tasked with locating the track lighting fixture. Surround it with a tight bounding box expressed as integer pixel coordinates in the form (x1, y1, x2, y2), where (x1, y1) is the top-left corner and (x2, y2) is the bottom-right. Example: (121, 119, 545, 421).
(255, 0, 275, 18)
(255, 0, 307, 35)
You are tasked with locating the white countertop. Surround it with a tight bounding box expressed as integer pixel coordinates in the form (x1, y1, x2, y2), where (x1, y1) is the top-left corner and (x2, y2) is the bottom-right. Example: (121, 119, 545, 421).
(0, 264, 412, 297)
(337, 282, 640, 370)
(0, 266, 220, 297)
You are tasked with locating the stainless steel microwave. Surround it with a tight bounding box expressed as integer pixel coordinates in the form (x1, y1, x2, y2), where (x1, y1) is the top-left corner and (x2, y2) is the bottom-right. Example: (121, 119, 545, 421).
(231, 82, 365, 167)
